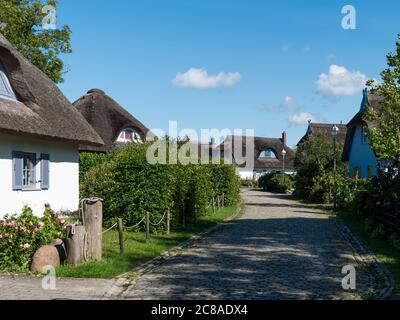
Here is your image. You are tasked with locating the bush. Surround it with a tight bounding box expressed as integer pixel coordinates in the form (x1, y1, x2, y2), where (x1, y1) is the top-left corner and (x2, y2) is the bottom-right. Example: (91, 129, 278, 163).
(0, 206, 67, 273)
(81, 142, 240, 231)
(258, 171, 293, 193)
(241, 179, 258, 188)
(79, 152, 115, 180)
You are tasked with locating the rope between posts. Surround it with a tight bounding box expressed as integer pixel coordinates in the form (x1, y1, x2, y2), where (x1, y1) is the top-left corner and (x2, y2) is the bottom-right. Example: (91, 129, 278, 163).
(102, 222, 118, 234)
(149, 211, 168, 227)
(124, 215, 146, 230)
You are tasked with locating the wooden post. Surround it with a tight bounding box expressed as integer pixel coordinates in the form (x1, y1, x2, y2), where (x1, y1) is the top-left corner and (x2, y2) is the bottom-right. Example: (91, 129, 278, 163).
(146, 211, 151, 243)
(212, 197, 216, 214)
(65, 225, 86, 266)
(83, 199, 103, 261)
(166, 209, 170, 235)
(118, 218, 124, 256)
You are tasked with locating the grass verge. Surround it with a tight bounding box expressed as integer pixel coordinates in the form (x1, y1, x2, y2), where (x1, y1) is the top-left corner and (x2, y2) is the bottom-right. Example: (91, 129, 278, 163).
(56, 205, 241, 279)
(336, 210, 400, 294)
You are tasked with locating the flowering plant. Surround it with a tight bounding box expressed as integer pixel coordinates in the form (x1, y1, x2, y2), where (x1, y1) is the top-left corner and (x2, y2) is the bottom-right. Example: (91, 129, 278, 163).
(0, 205, 67, 273)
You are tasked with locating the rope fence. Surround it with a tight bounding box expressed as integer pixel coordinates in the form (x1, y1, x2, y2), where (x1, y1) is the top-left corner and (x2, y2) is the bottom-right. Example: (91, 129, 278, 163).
(101, 194, 225, 256)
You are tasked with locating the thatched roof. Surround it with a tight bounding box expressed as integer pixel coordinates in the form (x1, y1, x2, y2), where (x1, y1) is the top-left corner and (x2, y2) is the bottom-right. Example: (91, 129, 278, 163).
(73, 89, 151, 152)
(342, 90, 383, 161)
(221, 135, 295, 170)
(297, 122, 347, 146)
(0, 33, 104, 146)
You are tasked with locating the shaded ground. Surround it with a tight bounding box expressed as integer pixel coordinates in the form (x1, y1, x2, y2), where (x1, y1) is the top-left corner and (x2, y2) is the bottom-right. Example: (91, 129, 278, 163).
(115, 190, 377, 300)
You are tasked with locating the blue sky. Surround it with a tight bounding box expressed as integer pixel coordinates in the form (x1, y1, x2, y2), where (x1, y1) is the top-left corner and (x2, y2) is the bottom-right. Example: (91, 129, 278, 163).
(57, 0, 400, 147)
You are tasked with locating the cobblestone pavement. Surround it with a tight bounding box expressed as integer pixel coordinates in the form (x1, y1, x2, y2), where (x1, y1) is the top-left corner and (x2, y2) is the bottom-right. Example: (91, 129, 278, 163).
(0, 275, 114, 300)
(115, 190, 378, 300)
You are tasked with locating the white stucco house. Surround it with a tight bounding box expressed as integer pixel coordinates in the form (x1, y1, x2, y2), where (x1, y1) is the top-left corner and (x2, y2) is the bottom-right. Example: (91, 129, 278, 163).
(0, 33, 104, 217)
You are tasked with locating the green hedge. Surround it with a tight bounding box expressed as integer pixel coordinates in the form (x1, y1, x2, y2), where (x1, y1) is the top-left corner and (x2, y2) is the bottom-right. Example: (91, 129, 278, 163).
(258, 171, 294, 193)
(80, 143, 240, 231)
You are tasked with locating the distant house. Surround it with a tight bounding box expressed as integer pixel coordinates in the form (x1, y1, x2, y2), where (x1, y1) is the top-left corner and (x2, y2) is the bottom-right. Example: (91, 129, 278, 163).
(342, 89, 383, 179)
(297, 121, 347, 146)
(74, 89, 151, 152)
(0, 34, 104, 217)
(220, 132, 296, 180)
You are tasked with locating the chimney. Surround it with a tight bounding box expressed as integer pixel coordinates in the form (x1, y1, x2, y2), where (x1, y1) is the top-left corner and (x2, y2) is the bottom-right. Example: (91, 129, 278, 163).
(282, 131, 287, 146)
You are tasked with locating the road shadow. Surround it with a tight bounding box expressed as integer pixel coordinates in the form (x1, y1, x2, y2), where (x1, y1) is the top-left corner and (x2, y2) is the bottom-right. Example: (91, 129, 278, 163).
(123, 215, 375, 300)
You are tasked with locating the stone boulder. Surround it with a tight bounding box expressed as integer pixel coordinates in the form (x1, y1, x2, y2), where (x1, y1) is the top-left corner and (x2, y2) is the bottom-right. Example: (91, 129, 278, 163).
(31, 245, 60, 273)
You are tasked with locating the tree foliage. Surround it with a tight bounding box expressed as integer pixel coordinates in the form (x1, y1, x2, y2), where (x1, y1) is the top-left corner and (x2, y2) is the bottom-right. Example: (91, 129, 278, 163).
(366, 34, 400, 163)
(294, 132, 347, 203)
(0, 0, 72, 83)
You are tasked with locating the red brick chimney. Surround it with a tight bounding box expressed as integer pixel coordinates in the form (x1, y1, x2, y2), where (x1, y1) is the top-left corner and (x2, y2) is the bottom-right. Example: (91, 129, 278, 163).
(282, 131, 287, 146)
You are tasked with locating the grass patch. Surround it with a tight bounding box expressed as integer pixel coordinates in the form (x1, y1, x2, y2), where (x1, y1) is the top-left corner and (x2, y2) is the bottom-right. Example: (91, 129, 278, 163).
(56, 206, 241, 279)
(336, 210, 400, 293)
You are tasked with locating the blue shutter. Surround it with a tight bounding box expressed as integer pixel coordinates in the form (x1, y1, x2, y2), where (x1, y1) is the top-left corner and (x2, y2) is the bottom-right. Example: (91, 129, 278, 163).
(12, 151, 23, 190)
(41, 154, 50, 190)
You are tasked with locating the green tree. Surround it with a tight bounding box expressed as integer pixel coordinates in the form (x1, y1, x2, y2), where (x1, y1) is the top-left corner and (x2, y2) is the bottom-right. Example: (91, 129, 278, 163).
(294, 132, 347, 203)
(366, 34, 400, 163)
(0, 0, 71, 83)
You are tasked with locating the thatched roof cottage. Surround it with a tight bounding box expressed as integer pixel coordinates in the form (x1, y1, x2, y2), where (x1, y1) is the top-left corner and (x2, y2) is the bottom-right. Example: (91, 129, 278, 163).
(220, 132, 296, 180)
(0, 33, 103, 216)
(74, 89, 150, 152)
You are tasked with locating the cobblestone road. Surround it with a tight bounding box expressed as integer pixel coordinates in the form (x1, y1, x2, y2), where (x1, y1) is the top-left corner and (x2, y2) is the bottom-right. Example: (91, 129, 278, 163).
(117, 190, 377, 300)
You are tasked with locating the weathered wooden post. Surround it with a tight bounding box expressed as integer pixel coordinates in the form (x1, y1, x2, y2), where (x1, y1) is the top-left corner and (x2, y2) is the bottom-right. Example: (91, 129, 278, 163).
(83, 198, 103, 261)
(212, 197, 216, 214)
(65, 225, 86, 266)
(118, 218, 124, 256)
(146, 211, 151, 243)
(166, 209, 171, 235)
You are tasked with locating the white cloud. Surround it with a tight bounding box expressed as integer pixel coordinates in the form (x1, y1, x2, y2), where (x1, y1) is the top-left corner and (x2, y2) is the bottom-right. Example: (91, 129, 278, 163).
(172, 68, 241, 89)
(289, 112, 316, 125)
(281, 96, 295, 109)
(316, 65, 368, 100)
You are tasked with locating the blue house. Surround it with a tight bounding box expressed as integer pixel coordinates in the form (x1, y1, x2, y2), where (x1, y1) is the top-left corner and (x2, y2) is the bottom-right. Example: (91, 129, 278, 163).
(342, 89, 383, 179)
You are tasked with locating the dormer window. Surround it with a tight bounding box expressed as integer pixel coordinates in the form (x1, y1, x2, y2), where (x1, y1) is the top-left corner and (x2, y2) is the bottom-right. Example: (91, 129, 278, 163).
(117, 128, 143, 143)
(259, 149, 278, 160)
(0, 62, 17, 100)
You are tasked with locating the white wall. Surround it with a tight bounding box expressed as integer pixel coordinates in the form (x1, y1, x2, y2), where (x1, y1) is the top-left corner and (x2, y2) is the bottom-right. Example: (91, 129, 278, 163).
(0, 133, 79, 217)
(238, 168, 296, 180)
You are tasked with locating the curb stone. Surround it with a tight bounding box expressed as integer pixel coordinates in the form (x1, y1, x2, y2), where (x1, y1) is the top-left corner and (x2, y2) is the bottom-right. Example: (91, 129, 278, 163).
(334, 219, 395, 300)
(102, 205, 243, 299)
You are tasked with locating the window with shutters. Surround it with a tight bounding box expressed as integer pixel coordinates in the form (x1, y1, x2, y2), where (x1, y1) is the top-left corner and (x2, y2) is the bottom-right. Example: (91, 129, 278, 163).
(0, 62, 17, 100)
(22, 153, 36, 188)
(12, 151, 50, 190)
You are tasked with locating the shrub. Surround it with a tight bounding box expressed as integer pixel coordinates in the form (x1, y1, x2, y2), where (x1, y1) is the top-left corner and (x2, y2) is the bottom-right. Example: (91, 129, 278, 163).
(81, 143, 240, 231)
(371, 223, 387, 240)
(0, 206, 67, 273)
(259, 171, 293, 193)
(241, 179, 257, 188)
(79, 152, 115, 180)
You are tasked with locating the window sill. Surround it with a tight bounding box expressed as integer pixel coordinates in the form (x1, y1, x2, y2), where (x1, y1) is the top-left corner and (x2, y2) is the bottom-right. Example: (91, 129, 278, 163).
(18, 188, 43, 192)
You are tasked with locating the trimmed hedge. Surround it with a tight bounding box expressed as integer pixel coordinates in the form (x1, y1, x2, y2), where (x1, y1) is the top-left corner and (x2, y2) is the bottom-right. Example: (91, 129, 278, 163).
(80, 143, 240, 231)
(258, 171, 294, 193)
